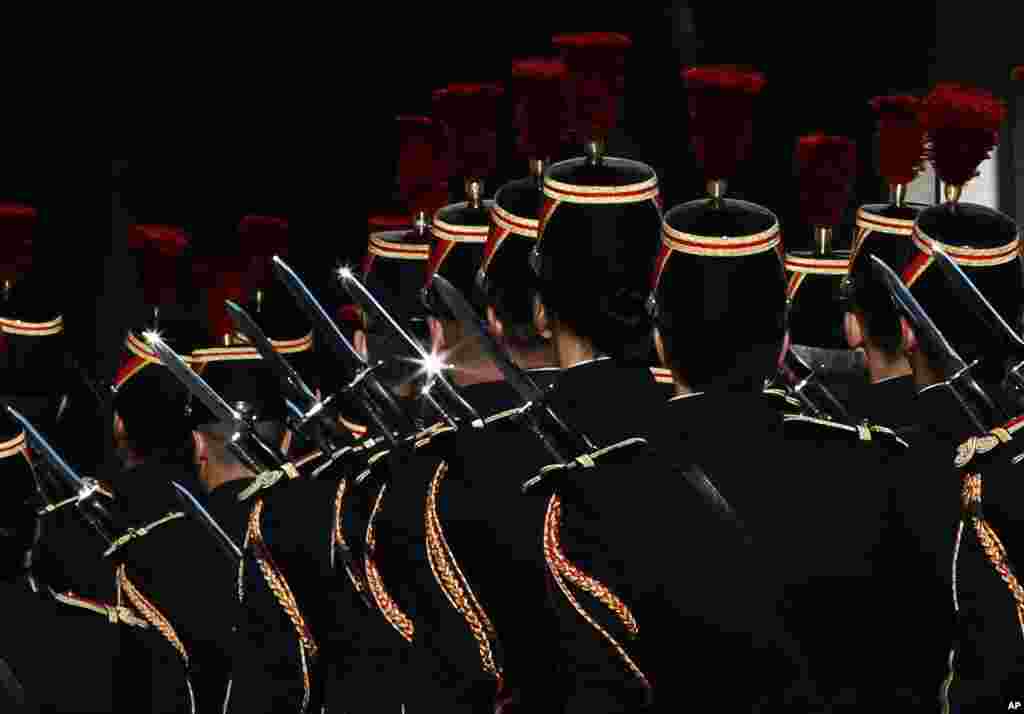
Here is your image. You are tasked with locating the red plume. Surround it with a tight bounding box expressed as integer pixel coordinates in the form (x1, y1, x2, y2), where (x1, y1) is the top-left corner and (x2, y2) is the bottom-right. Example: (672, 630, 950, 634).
(511, 57, 569, 161)
(396, 115, 451, 215)
(431, 83, 504, 181)
(127, 224, 189, 307)
(869, 95, 926, 186)
(1012, 66, 1023, 81)
(368, 215, 412, 233)
(919, 83, 1006, 187)
(796, 134, 858, 228)
(683, 66, 766, 182)
(0, 203, 36, 284)
(553, 32, 632, 145)
(192, 255, 250, 342)
(239, 215, 289, 289)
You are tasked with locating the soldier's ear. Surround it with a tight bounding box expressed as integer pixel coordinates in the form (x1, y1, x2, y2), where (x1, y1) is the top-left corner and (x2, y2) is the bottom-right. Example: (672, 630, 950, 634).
(112, 411, 126, 439)
(899, 317, 918, 353)
(843, 312, 864, 350)
(280, 429, 293, 456)
(533, 295, 552, 339)
(428, 317, 445, 353)
(353, 329, 369, 361)
(486, 306, 504, 341)
(653, 327, 668, 368)
(192, 430, 207, 464)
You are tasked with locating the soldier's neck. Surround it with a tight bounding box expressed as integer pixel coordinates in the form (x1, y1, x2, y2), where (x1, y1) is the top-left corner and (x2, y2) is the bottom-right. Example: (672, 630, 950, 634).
(862, 344, 912, 385)
(202, 465, 254, 494)
(553, 328, 598, 369)
(908, 350, 945, 390)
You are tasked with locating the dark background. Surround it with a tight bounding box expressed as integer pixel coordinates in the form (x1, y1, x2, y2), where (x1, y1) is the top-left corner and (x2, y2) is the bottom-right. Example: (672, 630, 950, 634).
(15, 2, 1024, 470)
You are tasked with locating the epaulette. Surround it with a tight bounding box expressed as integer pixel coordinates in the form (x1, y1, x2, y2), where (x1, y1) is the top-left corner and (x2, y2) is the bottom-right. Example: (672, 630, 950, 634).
(783, 414, 910, 449)
(762, 387, 803, 413)
(51, 589, 150, 629)
(954, 413, 1024, 471)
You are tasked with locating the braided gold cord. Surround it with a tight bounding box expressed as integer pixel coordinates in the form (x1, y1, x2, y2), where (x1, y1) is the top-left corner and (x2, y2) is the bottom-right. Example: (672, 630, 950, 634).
(961, 474, 1024, 636)
(117, 564, 189, 664)
(424, 461, 503, 682)
(364, 484, 415, 643)
(247, 499, 316, 712)
(332, 478, 367, 594)
(543, 496, 650, 693)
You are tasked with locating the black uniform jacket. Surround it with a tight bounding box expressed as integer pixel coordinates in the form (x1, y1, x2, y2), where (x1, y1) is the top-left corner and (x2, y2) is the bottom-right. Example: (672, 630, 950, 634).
(111, 462, 237, 714)
(526, 361, 811, 712)
(376, 368, 563, 714)
(0, 574, 120, 713)
(847, 374, 921, 432)
(654, 389, 909, 710)
(883, 383, 1024, 710)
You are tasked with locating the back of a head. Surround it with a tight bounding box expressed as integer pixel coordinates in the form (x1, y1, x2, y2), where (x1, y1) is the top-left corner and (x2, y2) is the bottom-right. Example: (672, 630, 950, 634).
(113, 325, 200, 464)
(906, 83, 1021, 376)
(654, 198, 786, 391)
(845, 250, 905, 358)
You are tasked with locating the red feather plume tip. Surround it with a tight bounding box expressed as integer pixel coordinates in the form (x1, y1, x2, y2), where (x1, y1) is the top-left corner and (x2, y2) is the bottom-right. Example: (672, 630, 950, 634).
(239, 215, 289, 255)
(511, 57, 569, 161)
(683, 66, 765, 182)
(431, 83, 504, 181)
(553, 32, 631, 143)
(193, 259, 249, 340)
(127, 224, 189, 307)
(796, 134, 858, 228)
(0, 203, 36, 279)
(869, 95, 926, 186)
(920, 83, 1006, 187)
(396, 115, 450, 207)
(368, 215, 412, 234)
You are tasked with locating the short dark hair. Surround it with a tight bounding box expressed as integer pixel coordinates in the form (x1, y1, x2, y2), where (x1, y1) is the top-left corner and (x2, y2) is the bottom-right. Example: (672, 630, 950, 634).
(199, 419, 287, 470)
(845, 252, 904, 358)
(480, 237, 547, 351)
(655, 251, 787, 392)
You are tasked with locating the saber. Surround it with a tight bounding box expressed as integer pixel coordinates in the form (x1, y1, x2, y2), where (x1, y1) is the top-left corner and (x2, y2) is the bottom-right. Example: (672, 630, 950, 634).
(870, 255, 996, 431)
(779, 347, 853, 423)
(145, 331, 284, 474)
(272, 256, 413, 450)
(930, 246, 1024, 396)
(430, 275, 599, 489)
(171, 481, 242, 564)
(226, 300, 355, 462)
(5, 405, 116, 545)
(338, 267, 483, 430)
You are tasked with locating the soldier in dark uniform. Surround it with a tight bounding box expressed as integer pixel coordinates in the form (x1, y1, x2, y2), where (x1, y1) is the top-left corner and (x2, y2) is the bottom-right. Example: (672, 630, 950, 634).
(510, 48, 819, 712)
(649, 66, 917, 709)
(841, 95, 927, 429)
(392, 59, 565, 713)
(0, 412, 129, 714)
(874, 83, 1024, 710)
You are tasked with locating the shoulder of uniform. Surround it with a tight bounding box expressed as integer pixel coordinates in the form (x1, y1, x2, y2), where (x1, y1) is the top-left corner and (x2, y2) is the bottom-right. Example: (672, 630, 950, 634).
(762, 387, 802, 412)
(783, 414, 909, 449)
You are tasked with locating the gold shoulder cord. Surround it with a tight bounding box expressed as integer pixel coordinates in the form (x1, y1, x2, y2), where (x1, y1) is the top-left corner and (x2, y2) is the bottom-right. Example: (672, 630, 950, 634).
(51, 590, 150, 628)
(363, 483, 415, 643)
(424, 461, 503, 686)
(104, 512, 186, 557)
(247, 498, 318, 713)
(116, 564, 189, 664)
(332, 477, 368, 595)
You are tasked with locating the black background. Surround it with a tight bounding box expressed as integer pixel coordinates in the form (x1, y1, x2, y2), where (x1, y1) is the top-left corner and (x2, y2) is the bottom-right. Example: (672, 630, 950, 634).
(14, 2, 1024, 470)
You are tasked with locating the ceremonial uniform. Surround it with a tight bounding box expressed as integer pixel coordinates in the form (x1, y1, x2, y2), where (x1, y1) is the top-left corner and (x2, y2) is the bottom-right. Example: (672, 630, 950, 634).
(877, 83, 1024, 709)
(0, 410, 121, 713)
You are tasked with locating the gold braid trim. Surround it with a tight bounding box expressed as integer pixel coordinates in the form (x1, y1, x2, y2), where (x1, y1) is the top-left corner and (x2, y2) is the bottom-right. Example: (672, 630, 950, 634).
(424, 461, 503, 683)
(247, 499, 316, 713)
(52, 590, 150, 628)
(961, 474, 1024, 637)
(364, 483, 415, 643)
(104, 512, 185, 557)
(117, 564, 189, 665)
(332, 478, 367, 595)
(543, 495, 650, 693)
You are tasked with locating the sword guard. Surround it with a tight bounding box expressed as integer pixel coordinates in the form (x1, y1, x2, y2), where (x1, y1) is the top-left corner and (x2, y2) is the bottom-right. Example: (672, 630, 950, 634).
(344, 361, 385, 393)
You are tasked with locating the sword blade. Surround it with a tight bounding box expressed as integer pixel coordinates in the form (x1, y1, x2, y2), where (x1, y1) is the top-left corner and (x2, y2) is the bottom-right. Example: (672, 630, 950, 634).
(225, 300, 319, 407)
(930, 247, 1024, 357)
(430, 275, 545, 406)
(6, 405, 84, 491)
(869, 255, 971, 379)
(170, 481, 242, 563)
(340, 270, 482, 427)
(145, 332, 242, 426)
